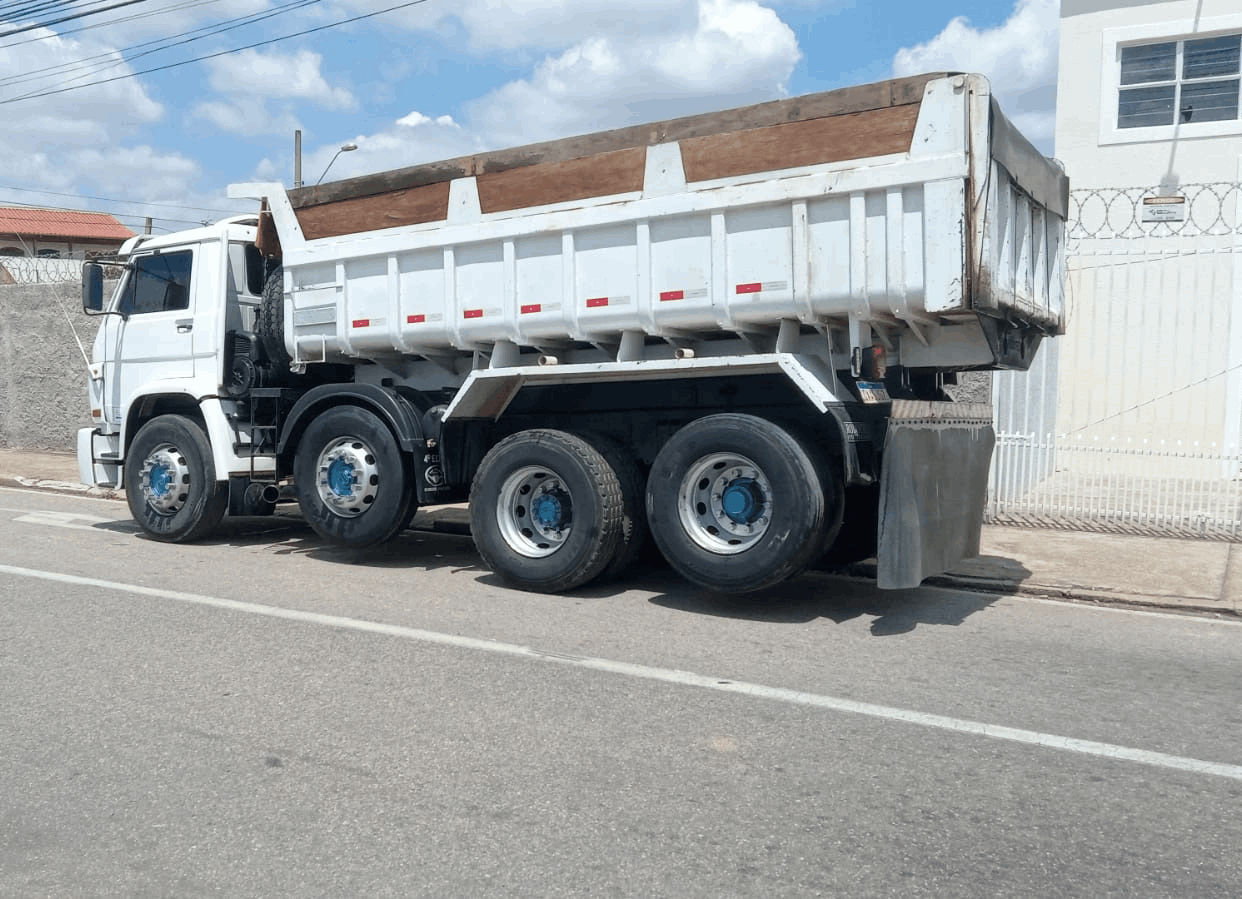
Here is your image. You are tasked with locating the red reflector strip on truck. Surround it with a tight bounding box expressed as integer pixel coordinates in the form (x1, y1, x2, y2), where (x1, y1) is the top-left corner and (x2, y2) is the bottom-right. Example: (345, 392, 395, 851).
(735, 283, 762, 294)
(407, 314, 425, 324)
(351, 318, 370, 328)
(659, 290, 684, 302)
(520, 304, 542, 315)
(585, 297, 609, 308)
(463, 309, 484, 319)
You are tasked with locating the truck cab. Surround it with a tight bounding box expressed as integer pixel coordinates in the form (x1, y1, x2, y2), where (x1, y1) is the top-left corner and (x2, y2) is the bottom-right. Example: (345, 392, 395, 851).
(79, 217, 274, 498)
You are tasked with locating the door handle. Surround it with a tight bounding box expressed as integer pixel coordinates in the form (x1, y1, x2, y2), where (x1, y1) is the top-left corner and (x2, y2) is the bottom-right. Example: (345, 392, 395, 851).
(175, 319, 194, 333)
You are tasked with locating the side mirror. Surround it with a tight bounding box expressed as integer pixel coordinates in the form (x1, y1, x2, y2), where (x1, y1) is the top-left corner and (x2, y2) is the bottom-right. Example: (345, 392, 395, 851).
(82, 262, 105, 313)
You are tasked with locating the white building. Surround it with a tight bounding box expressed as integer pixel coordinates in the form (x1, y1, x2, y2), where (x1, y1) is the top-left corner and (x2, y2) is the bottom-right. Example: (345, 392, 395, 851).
(1057, 0, 1241, 188)
(991, 0, 1242, 536)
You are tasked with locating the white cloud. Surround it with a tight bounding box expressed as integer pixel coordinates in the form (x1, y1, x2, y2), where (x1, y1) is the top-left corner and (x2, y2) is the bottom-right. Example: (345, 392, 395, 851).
(0, 28, 209, 224)
(193, 48, 354, 138)
(466, 0, 800, 147)
(194, 96, 303, 138)
(284, 111, 478, 185)
(372, 0, 700, 52)
(892, 0, 1058, 150)
(69, 146, 200, 197)
(204, 48, 354, 108)
(279, 0, 801, 186)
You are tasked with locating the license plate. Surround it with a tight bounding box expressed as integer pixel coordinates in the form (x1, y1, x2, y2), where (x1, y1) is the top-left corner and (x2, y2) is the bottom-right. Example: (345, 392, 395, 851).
(856, 381, 890, 404)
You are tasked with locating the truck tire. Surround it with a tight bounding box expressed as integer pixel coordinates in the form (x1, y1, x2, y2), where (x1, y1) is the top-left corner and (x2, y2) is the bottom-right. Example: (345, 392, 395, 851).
(294, 406, 415, 548)
(645, 414, 829, 593)
(257, 265, 291, 373)
(125, 415, 228, 542)
(469, 430, 627, 593)
(582, 433, 649, 583)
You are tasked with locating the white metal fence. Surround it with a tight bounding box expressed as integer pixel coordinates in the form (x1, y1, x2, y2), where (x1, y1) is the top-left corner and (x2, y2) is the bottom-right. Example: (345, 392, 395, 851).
(988, 181, 1242, 539)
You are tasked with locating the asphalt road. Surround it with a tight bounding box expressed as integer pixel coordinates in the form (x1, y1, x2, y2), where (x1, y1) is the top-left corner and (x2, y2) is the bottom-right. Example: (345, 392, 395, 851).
(2, 486, 1241, 897)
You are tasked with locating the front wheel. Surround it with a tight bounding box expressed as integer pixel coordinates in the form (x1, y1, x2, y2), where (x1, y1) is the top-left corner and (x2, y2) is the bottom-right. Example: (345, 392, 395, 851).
(469, 430, 628, 593)
(646, 414, 831, 593)
(125, 415, 228, 542)
(294, 406, 415, 548)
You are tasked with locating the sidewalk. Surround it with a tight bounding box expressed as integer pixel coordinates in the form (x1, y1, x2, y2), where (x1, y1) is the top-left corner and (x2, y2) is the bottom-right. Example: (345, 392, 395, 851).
(2, 447, 1237, 618)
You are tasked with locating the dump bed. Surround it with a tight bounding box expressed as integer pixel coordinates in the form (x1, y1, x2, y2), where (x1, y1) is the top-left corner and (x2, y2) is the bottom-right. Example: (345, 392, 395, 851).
(234, 72, 1065, 371)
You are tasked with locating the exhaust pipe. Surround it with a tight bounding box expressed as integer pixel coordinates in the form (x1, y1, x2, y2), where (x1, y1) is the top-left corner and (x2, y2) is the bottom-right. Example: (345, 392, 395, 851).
(244, 483, 281, 506)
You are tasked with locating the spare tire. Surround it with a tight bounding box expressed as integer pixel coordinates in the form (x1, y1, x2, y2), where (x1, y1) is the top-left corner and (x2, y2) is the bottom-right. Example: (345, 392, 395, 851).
(257, 264, 291, 373)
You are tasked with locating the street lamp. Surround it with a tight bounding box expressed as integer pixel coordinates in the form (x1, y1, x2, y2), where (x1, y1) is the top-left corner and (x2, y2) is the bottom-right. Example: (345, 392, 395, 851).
(317, 142, 358, 185)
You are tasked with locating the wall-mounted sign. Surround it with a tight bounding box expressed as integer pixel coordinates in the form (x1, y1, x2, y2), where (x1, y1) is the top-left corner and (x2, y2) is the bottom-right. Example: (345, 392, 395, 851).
(1142, 195, 1186, 223)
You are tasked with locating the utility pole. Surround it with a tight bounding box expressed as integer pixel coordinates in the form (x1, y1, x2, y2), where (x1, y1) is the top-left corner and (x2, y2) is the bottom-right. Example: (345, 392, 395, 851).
(294, 129, 303, 188)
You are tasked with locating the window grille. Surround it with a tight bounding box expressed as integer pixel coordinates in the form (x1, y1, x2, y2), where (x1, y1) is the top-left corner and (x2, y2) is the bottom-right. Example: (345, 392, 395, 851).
(1118, 33, 1240, 129)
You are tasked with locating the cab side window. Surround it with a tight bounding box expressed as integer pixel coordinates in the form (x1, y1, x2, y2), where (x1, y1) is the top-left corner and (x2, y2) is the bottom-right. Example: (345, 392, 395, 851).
(119, 251, 193, 315)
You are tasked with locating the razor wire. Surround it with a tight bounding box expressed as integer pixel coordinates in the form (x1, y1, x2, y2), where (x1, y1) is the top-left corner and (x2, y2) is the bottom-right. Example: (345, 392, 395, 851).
(1067, 181, 1242, 240)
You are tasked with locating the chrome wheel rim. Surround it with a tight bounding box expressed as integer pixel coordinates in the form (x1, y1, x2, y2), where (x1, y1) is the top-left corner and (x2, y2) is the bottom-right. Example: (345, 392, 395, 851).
(315, 436, 380, 518)
(496, 465, 573, 558)
(677, 452, 772, 554)
(139, 443, 191, 515)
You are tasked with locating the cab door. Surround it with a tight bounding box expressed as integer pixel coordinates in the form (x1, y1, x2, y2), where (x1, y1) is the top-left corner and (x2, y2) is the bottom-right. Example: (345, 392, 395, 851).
(100, 248, 197, 426)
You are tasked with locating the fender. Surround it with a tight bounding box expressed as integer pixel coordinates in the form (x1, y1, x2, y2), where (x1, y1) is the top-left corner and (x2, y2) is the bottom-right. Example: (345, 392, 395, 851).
(277, 383, 425, 457)
(276, 383, 454, 504)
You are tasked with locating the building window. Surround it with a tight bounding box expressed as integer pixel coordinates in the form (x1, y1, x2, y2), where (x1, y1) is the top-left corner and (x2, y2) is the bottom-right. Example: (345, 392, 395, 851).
(1118, 34, 1240, 129)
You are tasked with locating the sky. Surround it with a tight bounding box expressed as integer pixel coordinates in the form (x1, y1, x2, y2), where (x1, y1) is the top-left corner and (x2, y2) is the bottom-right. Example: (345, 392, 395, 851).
(0, 0, 1059, 235)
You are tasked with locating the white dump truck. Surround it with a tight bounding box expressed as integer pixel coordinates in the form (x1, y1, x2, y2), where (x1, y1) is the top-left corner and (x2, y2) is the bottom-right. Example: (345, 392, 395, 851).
(79, 72, 1065, 594)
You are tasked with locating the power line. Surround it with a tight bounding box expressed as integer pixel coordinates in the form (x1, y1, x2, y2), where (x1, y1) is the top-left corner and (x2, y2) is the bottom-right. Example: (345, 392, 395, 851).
(0, 0, 424, 103)
(0, 181, 242, 215)
(0, 0, 77, 20)
(0, 0, 152, 39)
(0, 0, 323, 92)
(0, 0, 228, 50)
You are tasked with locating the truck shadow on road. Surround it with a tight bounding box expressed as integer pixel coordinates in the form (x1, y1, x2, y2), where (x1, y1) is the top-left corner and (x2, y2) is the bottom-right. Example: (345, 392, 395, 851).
(155, 513, 1032, 634)
(644, 556, 1033, 636)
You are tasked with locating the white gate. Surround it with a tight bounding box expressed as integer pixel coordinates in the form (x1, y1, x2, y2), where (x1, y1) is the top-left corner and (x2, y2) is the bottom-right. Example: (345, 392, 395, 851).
(988, 180, 1242, 539)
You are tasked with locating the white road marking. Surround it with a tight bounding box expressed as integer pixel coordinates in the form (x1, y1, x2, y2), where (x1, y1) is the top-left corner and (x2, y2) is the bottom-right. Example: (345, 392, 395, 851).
(5, 509, 123, 531)
(2, 561, 1241, 782)
(0, 502, 127, 529)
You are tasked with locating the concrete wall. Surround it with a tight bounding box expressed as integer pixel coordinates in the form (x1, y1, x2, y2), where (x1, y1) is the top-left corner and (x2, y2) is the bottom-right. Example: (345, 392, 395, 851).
(0, 281, 103, 451)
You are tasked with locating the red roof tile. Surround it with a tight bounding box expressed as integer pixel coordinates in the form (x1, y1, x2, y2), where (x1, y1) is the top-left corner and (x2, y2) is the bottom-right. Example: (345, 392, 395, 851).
(0, 206, 134, 242)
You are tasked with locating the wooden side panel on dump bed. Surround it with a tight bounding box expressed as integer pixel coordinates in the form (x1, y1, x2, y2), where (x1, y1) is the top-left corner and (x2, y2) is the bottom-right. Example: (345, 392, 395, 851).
(286, 74, 946, 241)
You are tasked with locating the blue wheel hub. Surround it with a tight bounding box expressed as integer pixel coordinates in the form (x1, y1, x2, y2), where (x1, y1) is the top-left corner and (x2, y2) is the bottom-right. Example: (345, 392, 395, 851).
(139, 444, 191, 515)
(148, 463, 171, 498)
(315, 437, 381, 519)
(721, 477, 764, 525)
(530, 491, 566, 529)
(326, 458, 355, 497)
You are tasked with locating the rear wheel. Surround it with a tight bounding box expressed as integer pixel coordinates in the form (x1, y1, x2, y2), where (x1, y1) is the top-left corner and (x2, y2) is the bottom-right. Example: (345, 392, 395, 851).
(125, 415, 228, 542)
(646, 414, 830, 593)
(584, 433, 649, 583)
(294, 406, 415, 548)
(470, 430, 627, 593)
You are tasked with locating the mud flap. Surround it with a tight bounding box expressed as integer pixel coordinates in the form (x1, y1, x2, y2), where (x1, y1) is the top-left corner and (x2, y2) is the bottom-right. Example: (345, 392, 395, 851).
(876, 401, 995, 590)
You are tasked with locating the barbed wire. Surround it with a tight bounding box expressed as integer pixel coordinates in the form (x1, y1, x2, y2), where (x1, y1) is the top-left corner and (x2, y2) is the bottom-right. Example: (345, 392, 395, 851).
(1068, 182, 1241, 240)
(0, 255, 125, 285)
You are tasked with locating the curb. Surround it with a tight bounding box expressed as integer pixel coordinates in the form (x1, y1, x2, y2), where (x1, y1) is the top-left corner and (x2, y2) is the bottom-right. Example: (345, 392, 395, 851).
(0, 475, 123, 501)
